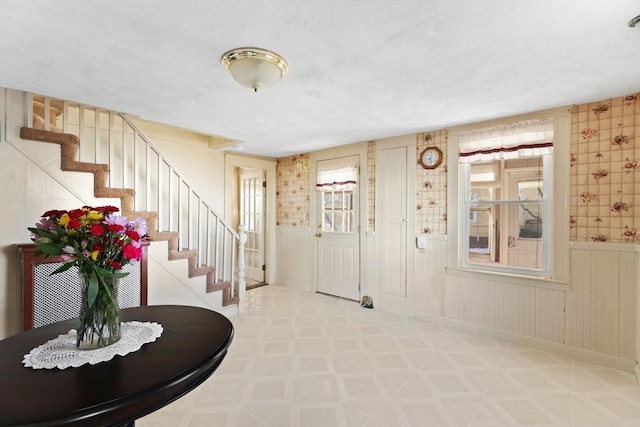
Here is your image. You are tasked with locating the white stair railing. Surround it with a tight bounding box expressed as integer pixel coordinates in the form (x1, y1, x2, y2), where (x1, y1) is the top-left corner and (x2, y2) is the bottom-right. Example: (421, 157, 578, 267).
(30, 95, 245, 308)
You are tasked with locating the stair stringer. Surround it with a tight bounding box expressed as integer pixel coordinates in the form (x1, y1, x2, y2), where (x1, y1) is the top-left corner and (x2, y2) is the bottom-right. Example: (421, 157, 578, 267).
(147, 240, 224, 309)
(19, 127, 238, 310)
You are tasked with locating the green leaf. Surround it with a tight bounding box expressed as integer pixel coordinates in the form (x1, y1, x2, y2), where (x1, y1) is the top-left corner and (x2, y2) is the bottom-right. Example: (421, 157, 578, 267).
(37, 244, 64, 255)
(27, 227, 59, 240)
(87, 271, 99, 307)
(96, 266, 130, 278)
(50, 262, 75, 275)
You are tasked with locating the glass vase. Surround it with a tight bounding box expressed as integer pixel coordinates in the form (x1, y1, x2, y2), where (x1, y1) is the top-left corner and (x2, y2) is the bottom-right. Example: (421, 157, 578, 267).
(76, 270, 121, 349)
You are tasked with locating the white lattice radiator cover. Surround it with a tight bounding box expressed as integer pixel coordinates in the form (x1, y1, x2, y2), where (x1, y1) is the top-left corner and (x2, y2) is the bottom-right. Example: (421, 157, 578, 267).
(32, 262, 141, 328)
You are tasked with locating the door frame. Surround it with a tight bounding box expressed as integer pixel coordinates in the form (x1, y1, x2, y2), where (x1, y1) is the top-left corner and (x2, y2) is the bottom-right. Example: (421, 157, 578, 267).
(224, 154, 277, 285)
(309, 143, 369, 298)
(239, 168, 266, 282)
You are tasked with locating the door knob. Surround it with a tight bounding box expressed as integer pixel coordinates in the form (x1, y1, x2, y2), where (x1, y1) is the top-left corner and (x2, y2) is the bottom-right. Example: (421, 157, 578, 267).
(315, 232, 322, 238)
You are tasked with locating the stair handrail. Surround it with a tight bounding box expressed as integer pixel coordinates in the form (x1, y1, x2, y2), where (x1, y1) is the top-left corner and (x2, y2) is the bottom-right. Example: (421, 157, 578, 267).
(118, 113, 239, 239)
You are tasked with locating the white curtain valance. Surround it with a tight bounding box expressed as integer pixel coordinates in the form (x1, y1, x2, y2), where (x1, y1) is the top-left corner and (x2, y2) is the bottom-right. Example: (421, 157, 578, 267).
(316, 166, 358, 191)
(458, 118, 554, 163)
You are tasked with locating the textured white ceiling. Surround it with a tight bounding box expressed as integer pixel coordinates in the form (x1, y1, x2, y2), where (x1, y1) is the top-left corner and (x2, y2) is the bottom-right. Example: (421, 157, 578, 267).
(1, 1, 639, 158)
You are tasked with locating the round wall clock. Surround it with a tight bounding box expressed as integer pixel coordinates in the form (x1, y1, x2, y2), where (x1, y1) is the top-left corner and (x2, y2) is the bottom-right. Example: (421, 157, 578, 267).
(419, 146, 443, 169)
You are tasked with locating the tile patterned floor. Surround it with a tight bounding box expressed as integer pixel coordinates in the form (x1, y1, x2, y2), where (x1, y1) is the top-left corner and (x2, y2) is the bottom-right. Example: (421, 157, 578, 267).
(139, 285, 640, 426)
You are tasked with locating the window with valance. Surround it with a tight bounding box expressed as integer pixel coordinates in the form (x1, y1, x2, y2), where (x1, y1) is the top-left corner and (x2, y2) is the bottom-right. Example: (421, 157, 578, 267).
(316, 158, 358, 233)
(459, 118, 554, 276)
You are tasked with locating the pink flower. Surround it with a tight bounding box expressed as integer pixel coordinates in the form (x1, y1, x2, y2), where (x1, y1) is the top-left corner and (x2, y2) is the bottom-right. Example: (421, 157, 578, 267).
(36, 217, 57, 231)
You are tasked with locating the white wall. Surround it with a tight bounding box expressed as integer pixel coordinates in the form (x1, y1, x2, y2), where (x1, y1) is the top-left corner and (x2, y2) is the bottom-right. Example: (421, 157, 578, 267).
(275, 226, 313, 290)
(0, 89, 230, 338)
(411, 238, 638, 371)
(131, 119, 226, 214)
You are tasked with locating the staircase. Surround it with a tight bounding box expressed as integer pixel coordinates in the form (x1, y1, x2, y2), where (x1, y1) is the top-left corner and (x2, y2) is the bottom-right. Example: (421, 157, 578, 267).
(21, 95, 246, 314)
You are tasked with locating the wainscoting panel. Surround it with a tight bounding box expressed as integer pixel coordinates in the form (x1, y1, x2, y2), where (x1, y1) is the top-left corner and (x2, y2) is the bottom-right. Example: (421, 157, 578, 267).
(493, 281, 536, 337)
(415, 240, 637, 366)
(620, 250, 636, 359)
(535, 287, 565, 344)
(275, 226, 312, 290)
(566, 244, 638, 360)
(411, 237, 447, 317)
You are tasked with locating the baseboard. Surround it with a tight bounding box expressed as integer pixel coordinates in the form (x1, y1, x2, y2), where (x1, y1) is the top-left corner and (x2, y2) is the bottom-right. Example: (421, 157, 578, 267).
(414, 311, 637, 375)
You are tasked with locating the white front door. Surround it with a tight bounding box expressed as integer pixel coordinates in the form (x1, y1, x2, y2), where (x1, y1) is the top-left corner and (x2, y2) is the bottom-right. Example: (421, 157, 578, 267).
(315, 157, 360, 301)
(240, 169, 265, 282)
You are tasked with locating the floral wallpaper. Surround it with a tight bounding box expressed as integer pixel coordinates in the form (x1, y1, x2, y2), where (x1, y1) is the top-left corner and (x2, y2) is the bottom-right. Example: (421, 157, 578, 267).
(367, 140, 376, 232)
(569, 93, 639, 243)
(276, 148, 374, 230)
(275, 94, 639, 243)
(416, 130, 448, 235)
(276, 154, 310, 227)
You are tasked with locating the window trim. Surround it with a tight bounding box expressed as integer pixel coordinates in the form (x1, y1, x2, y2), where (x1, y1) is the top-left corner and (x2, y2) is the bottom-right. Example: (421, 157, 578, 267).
(447, 106, 571, 285)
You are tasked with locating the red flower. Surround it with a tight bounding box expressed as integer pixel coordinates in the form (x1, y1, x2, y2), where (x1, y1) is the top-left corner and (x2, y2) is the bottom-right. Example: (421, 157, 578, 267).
(95, 205, 119, 214)
(42, 209, 66, 218)
(110, 261, 122, 269)
(68, 218, 82, 229)
(123, 244, 143, 260)
(108, 224, 124, 232)
(68, 209, 85, 219)
(126, 230, 140, 241)
(90, 224, 105, 236)
(92, 244, 104, 253)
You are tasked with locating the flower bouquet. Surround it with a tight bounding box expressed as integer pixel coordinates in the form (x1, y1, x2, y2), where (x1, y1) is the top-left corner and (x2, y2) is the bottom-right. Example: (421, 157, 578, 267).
(28, 205, 147, 349)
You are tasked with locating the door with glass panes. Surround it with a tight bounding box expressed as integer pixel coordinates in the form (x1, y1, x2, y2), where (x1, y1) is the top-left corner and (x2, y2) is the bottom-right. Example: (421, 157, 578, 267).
(240, 169, 265, 282)
(506, 169, 544, 269)
(315, 157, 360, 300)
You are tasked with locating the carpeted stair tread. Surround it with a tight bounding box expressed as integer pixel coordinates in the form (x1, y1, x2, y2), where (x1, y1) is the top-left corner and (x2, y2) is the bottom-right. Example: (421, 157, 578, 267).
(168, 249, 197, 260)
(189, 265, 214, 278)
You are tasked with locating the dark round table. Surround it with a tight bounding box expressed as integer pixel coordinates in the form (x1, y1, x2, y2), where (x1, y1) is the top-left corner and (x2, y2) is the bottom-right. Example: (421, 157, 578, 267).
(0, 305, 234, 426)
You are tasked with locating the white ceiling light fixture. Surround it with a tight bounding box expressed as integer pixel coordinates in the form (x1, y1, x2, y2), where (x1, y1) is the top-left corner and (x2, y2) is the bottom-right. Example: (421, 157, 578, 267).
(221, 47, 289, 92)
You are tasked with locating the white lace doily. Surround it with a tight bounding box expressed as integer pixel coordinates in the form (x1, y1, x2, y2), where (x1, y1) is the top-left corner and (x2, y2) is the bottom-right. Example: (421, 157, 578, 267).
(23, 321, 163, 370)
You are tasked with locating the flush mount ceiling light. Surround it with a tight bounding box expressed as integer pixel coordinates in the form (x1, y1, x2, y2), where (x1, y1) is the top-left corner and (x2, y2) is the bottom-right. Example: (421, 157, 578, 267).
(221, 47, 289, 92)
